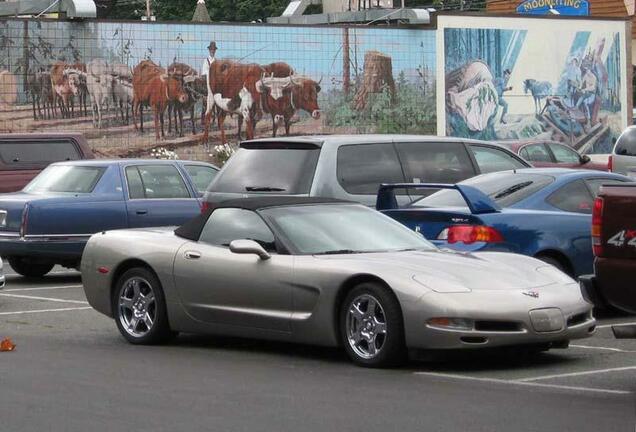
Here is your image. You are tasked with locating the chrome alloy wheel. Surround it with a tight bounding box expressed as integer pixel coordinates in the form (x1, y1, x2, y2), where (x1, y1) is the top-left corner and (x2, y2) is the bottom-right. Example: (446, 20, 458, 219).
(345, 294, 387, 360)
(118, 276, 156, 338)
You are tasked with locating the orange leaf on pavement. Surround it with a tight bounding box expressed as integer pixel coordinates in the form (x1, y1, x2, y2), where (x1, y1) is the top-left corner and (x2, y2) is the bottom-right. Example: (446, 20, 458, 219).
(0, 337, 16, 352)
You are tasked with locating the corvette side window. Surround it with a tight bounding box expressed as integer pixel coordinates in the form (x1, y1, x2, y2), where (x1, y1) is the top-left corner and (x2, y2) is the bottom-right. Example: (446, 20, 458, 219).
(199, 208, 276, 251)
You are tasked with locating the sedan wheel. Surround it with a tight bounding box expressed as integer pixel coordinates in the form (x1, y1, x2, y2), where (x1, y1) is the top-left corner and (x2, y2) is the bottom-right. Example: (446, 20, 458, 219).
(113, 267, 175, 344)
(340, 283, 406, 367)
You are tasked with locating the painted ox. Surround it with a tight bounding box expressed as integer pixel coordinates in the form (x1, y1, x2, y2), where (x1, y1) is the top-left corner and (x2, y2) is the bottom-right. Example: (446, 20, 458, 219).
(167, 62, 207, 137)
(111, 63, 134, 125)
(65, 68, 88, 118)
(27, 70, 55, 120)
(50, 62, 86, 118)
(132, 60, 189, 140)
(86, 59, 115, 129)
(262, 62, 294, 78)
(203, 59, 263, 144)
(257, 75, 321, 137)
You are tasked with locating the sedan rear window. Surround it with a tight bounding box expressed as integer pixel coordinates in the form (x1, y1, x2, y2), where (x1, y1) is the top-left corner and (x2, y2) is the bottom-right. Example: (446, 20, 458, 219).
(412, 172, 555, 208)
(208, 146, 320, 194)
(24, 165, 105, 193)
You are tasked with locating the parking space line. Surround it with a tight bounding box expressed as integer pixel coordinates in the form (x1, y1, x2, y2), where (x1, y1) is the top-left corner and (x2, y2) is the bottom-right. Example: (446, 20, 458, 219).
(0, 292, 88, 305)
(517, 366, 636, 382)
(0, 306, 92, 316)
(414, 372, 630, 395)
(3, 285, 84, 292)
(571, 344, 636, 353)
(597, 321, 636, 329)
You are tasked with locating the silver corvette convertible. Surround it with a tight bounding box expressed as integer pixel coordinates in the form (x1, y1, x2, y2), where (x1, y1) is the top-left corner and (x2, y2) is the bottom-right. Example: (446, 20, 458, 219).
(81, 197, 595, 367)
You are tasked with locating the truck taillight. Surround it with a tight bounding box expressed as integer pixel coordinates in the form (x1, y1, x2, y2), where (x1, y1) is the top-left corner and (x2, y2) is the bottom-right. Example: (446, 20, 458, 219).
(439, 225, 504, 244)
(592, 197, 604, 256)
(607, 155, 613, 172)
(19, 203, 29, 238)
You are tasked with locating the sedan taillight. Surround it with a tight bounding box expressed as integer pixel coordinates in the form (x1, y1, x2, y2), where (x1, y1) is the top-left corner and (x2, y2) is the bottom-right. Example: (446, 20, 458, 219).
(592, 197, 604, 257)
(438, 225, 504, 244)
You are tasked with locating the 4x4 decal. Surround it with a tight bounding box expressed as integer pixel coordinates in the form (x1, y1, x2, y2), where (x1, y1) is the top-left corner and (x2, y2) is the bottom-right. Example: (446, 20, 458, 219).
(607, 230, 636, 247)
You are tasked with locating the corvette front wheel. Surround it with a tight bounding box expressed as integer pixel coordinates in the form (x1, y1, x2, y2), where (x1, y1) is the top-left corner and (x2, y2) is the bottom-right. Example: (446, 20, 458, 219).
(340, 282, 406, 367)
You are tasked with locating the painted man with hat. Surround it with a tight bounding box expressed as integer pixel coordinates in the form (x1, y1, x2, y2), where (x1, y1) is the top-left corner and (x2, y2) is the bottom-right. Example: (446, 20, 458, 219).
(201, 41, 218, 78)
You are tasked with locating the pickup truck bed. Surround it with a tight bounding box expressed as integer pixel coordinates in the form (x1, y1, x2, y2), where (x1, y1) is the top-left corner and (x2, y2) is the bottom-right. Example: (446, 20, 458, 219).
(581, 184, 636, 313)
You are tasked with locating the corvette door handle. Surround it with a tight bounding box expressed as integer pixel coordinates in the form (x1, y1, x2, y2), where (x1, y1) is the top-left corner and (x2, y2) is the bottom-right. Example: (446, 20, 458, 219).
(184, 251, 201, 260)
(136, 210, 148, 215)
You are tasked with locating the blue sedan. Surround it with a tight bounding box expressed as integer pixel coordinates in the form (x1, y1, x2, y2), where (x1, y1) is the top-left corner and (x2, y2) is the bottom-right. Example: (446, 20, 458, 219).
(0, 159, 218, 277)
(378, 169, 632, 277)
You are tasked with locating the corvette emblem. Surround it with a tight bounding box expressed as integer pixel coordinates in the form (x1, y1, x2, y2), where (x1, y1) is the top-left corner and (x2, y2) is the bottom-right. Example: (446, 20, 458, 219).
(522, 291, 539, 298)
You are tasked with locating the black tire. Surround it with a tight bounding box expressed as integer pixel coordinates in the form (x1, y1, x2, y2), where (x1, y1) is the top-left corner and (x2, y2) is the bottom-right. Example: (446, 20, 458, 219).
(7, 257, 54, 278)
(113, 267, 175, 345)
(340, 282, 406, 368)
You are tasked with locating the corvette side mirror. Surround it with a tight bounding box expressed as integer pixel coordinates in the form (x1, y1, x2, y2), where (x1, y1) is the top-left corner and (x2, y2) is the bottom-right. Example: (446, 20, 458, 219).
(229, 239, 271, 260)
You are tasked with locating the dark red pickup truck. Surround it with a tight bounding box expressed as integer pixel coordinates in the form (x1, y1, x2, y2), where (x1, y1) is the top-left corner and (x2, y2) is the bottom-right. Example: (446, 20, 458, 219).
(580, 184, 636, 335)
(0, 133, 94, 193)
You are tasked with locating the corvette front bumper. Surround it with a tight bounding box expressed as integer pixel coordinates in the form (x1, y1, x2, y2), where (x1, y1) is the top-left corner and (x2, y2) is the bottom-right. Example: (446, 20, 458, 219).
(403, 284, 595, 350)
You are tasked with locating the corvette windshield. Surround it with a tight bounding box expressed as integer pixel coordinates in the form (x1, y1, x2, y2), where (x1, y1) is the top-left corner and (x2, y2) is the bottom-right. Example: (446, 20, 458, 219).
(262, 204, 436, 254)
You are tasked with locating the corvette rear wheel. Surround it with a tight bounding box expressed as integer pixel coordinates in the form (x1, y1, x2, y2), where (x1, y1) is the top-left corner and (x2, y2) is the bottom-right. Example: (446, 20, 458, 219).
(341, 283, 406, 367)
(113, 267, 174, 344)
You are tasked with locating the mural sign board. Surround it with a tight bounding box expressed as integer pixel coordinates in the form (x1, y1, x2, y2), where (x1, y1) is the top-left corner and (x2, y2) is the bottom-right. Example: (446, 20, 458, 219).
(0, 20, 436, 162)
(516, 0, 590, 16)
(437, 15, 629, 155)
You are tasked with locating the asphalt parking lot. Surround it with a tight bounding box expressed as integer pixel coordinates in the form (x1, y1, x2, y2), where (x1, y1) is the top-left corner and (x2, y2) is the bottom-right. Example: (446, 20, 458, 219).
(1, 266, 635, 431)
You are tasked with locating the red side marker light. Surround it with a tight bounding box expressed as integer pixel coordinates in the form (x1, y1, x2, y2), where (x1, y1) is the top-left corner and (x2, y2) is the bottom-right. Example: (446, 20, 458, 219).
(97, 266, 110, 274)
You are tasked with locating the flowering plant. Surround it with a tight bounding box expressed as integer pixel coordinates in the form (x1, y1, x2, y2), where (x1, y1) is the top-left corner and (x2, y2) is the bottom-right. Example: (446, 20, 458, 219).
(150, 147, 179, 160)
(212, 143, 236, 165)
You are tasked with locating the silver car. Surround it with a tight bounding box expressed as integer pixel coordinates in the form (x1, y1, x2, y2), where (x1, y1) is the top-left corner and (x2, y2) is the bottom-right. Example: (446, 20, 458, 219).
(81, 198, 595, 367)
(610, 126, 636, 178)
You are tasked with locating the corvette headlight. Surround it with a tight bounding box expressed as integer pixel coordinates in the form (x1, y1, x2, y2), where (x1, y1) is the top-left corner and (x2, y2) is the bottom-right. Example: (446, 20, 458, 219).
(427, 317, 474, 331)
(536, 265, 575, 284)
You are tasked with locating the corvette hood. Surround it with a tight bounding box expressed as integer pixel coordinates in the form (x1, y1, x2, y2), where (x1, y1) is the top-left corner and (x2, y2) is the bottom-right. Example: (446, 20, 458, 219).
(314, 250, 563, 292)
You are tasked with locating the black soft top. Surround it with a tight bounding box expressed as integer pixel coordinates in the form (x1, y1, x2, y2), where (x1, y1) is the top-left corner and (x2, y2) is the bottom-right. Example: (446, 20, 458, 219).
(174, 196, 353, 241)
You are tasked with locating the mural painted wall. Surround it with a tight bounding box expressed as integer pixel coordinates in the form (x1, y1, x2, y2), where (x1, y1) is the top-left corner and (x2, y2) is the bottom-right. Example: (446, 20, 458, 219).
(0, 19, 436, 162)
(438, 16, 629, 154)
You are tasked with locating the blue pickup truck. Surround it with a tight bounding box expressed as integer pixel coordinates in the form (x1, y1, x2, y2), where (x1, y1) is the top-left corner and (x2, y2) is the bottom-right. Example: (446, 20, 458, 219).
(0, 159, 218, 277)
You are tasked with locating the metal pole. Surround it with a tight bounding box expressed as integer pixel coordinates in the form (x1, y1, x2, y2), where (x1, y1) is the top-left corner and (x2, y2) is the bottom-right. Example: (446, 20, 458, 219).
(146, 0, 151, 19)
